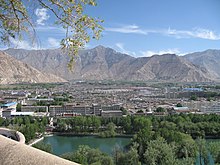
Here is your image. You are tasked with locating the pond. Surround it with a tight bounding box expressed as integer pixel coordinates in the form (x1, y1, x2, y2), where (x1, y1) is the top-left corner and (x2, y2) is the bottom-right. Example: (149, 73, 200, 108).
(41, 135, 132, 156)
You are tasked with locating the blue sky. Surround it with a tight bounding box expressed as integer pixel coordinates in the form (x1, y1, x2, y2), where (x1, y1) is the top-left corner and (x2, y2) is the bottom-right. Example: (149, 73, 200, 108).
(3, 0, 220, 57)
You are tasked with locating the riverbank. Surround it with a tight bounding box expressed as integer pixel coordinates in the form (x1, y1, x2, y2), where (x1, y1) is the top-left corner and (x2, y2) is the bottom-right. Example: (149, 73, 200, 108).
(53, 132, 134, 138)
(28, 133, 53, 146)
(28, 137, 44, 146)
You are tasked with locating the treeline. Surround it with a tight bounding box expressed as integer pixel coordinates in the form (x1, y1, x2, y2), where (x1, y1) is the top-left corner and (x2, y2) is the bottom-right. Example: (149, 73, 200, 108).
(55, 115, 152, 135)
(0, 116, 48, 142)
(53, 114, 220, 164)
(2, 114, 220, 164)
(54, 114, 220, 138)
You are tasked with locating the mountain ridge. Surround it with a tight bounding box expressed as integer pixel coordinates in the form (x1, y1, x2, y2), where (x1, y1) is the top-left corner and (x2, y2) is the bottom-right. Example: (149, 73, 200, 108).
(184, 49, 220, 79)
(0, 51, 67, 84)
(4, 46, 219, 82)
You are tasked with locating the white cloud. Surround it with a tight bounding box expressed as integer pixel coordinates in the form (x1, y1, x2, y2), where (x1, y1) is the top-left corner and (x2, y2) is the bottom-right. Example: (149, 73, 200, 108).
(106, 25, 148, 35)
(106, 24, 220, 40)
(48, 37, 60, 48)
(35, 26, 65, 33)
(35, 8, 50, 25)
(115, 43, 136, 56)
(166, 28, 220, 40)
(140, 48, 181, 57)
(8, 37, 60, 50)
(9, 38, 39, 50)
(193, 28, 220, 40)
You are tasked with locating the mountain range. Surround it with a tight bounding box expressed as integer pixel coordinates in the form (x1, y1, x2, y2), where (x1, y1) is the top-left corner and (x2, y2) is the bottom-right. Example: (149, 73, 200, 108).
(2, 46, 220, 84)
(0, 51, 66, 84)
(184, 49, 220, 79)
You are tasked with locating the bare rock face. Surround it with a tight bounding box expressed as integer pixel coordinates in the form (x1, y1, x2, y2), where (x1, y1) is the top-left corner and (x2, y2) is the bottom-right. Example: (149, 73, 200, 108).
(0, 51, 66, 84)
(5, 46, 217, 82)
(139, 54, 214, 82)
(184, 49, 220, 79)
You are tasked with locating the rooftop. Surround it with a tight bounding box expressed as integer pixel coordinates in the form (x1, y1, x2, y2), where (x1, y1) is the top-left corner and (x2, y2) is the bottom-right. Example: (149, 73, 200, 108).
(1, 102, 17, 107)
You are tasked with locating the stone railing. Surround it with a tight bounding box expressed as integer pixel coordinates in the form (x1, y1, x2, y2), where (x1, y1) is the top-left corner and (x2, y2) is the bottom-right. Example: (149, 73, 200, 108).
(0, 127, 25, 143)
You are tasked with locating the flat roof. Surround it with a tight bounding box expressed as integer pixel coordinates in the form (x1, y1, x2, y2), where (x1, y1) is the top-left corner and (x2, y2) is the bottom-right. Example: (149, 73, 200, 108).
(174, 107, 189, 111)
(11, 112, 34, 116)
(2, 102, 17, 107)
(183, 88, 203, 92)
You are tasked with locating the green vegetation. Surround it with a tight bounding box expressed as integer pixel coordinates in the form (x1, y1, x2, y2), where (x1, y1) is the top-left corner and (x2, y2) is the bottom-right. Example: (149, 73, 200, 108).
(114, 143, 141, 165)
(3, 114, 220, 164)
(61, 145, 114, 165)
(0, 116, 48, 143)
(0, 83, 62, 90)
(155, 107, 165, 112)
(33, 142, 52, 153)
(120, 107, 128, 115)
(52, 114, 220, 164)
(60, 144, 141, 165)
(16, 103, 21, 112)
(144, 137, 177, 165)
(176, 103, 183, 107)
(190, 95, 198, 101)
(99, 122, 116, 138)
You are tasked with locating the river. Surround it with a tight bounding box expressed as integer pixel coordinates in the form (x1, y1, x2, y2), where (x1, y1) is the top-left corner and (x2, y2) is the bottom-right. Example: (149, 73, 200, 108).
(41, 135, 131, 155)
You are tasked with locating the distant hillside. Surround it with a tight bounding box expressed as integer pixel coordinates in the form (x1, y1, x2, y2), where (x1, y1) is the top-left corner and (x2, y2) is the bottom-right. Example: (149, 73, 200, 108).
(5, 46, 216, 82)
(0, 51, 66, 84)
(184, 49, 220, 79)
(124, 54, 214, 82)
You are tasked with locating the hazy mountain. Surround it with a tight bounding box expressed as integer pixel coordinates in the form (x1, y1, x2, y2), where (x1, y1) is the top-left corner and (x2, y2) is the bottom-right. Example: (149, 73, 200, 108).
(5, 46, 135, 80)
(184, 49, 220, 79)
(0, 51, 66, 84)
(5, 46, 215, 82)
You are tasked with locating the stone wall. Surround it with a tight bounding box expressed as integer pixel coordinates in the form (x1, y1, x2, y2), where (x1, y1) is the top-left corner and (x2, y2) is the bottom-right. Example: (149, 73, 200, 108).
(0, 127, 25, 143)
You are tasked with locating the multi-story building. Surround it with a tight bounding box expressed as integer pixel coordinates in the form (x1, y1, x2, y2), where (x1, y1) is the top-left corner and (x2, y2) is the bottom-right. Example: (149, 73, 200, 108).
(49, 104, 122, 117)
(101, 110, 122, 117)
(1, 102, 17, 110)
(21, 106, 48, 112)
(202, 102, 220, 114)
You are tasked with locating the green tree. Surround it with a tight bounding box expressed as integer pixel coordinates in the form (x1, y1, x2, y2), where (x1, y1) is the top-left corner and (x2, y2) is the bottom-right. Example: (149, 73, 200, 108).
(116, 143, 141, 165)
(132, 127, 153, 160)
(61, 145, 114, 165)
(121, 116, 132, 133)
(0, 117, 4, 126)
(207, 141, 220, 164)
(33, 142, 52, 153)
(144, 137, 177, 165)
(120, 107, 128, 115)
(16, 103, 21, 112)
(56, 119, 67, 132)
(190, 95, 197, 101)
(156, 107, 166, 112)
(99, 122, 116, 138)
(0, 0, 103, 67)
(91, 116, 101, 133)
(133, 117, 152, 132)
(176, 103, 183, 107)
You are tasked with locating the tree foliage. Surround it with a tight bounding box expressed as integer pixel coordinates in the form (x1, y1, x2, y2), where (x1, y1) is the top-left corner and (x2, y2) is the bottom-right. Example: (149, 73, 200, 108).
(114, 143, 141, 165)
(99, 122, 116, 138)
(3, 114, 220, 164)
(61, 145, 114, 165)
(0, 116, 48, 143)
(0, 0, 103, 68)
(144, 137, 177, 165)
(33, 142, 52, 153)
(156, 107, 166, 112)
